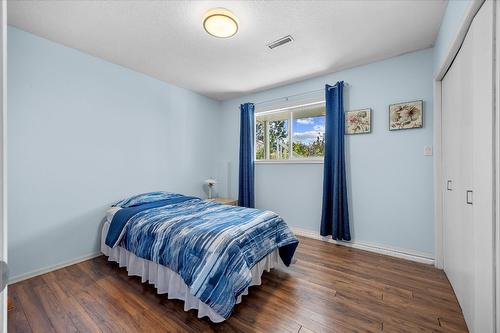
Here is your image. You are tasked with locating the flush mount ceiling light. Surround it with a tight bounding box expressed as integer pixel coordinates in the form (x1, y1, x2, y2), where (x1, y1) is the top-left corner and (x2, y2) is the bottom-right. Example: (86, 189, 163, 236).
(203, 8, 238, 38)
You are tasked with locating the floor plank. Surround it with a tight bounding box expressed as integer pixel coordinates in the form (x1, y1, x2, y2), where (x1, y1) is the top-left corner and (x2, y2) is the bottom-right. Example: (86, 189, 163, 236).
(8, 236, 468, 332)
(7, 285, 32, 333)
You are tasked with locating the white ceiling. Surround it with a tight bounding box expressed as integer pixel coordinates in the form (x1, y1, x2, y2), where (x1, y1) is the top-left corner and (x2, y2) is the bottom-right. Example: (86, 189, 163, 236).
(8, 0, 447, 101)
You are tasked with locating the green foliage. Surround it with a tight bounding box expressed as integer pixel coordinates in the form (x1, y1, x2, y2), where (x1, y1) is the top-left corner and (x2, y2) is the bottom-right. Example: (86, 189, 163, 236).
(256, 145, 265, 159)
(255, 121, 265, 160)
(269, 120, 288, 159)
(292, 135, 324, 158)
(269, 120, 288, 152)
(256, 121, 264, 142)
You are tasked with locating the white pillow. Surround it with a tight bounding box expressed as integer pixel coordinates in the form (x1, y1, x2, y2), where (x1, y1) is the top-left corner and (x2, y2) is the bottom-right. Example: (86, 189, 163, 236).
(106, 206, 121, 222)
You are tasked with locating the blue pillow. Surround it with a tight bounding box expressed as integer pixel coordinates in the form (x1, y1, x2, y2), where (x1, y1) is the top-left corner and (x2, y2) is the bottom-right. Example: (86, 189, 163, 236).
(113, 191, 183, 208)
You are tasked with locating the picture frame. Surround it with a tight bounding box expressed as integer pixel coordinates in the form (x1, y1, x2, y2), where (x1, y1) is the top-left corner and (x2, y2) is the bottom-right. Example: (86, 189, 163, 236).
(345, 108, 371, 135)
(389, 100, 423, 131)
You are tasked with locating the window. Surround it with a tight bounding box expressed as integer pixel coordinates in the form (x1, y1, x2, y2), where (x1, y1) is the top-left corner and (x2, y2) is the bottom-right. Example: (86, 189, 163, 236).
(255, 102, 325, 162)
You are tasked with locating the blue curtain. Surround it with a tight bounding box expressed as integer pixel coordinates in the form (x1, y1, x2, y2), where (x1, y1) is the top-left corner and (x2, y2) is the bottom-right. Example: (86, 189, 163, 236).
(320, 82, 351, 240)
(238, 103, 255, 208)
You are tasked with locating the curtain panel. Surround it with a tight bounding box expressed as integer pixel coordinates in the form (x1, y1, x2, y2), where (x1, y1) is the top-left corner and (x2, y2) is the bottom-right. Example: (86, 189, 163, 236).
(320, 82, 351, 240)
(238, 103, 255, 208)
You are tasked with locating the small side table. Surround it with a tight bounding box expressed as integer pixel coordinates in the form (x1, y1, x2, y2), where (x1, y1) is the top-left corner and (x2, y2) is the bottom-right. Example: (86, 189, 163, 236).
(209, 198, 238, 206)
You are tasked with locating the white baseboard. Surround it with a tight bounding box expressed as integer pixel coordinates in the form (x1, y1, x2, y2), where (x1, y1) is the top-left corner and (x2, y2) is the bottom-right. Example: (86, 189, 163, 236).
(8, 252, 102, 285)
(292, 227, 435, 265)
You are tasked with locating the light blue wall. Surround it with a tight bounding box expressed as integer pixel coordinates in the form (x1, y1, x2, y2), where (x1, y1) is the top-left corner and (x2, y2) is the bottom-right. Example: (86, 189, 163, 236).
(219, 49, 435, 255)
(433, 0, 473, 75)
(8, 27, 221, 279)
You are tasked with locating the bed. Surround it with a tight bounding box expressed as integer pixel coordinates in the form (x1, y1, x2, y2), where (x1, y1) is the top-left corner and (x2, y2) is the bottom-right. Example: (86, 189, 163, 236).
(100, 191, 299, 322)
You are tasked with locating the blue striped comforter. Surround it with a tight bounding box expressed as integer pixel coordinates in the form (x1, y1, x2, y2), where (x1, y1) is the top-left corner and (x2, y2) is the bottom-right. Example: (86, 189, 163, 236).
(105, 192, 299, 319)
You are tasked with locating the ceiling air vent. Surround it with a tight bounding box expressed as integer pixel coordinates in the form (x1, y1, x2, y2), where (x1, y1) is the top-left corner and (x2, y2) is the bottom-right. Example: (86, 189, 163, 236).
(267, 35, 294, 49)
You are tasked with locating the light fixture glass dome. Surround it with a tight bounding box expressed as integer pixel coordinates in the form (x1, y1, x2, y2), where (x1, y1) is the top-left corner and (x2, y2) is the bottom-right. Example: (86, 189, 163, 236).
(203, 8, 238, 38)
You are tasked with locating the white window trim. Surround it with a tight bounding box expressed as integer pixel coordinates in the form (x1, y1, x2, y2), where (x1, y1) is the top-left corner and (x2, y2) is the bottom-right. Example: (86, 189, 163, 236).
(256, 100, 325, 115)
(254, 100, 326, 163)
(255, 159, 324, 165)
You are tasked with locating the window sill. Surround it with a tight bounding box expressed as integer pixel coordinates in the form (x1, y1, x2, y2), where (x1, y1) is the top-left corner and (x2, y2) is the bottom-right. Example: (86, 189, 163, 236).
(255, 159, 324, 165)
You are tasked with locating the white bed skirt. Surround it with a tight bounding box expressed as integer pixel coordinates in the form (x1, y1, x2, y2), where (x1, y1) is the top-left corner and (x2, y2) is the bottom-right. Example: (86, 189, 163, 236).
(100, 222, 287, 323)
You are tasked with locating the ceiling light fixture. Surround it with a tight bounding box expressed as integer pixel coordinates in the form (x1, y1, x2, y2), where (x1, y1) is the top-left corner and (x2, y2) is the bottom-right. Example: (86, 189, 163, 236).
(203, 8, 238, 38)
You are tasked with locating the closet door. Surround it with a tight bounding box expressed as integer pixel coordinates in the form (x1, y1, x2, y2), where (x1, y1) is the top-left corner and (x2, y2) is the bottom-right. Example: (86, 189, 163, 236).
(442, 25, 474, 327)
(441, 1, 494, 332)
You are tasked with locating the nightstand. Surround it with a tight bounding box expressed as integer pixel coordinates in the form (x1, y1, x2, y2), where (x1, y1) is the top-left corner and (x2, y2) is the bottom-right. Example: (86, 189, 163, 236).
(209, 198, 238, 206)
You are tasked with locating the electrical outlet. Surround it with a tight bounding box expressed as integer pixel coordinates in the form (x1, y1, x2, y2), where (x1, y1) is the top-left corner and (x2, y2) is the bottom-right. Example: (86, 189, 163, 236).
(424, 145, 433, 156)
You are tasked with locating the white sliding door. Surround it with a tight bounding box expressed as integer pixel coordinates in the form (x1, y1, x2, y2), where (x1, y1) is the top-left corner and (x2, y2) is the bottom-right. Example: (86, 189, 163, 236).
(442, 17, 474, 329)
(441, 1, 495, 332)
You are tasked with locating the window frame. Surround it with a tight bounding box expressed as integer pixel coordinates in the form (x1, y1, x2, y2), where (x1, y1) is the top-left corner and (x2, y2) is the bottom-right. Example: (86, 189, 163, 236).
(254, 100, 326, 164)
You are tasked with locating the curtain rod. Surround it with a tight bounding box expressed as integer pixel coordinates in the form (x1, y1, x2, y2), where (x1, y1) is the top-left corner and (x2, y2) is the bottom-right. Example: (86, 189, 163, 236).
(253, 82, 348, 107)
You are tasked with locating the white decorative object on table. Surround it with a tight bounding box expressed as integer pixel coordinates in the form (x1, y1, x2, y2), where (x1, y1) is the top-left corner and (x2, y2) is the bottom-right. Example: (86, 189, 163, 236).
(205, 178, 217, 199)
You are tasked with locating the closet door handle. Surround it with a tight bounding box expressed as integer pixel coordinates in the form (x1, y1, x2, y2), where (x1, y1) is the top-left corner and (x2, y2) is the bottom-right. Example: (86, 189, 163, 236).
(447, 180, 453, 191)
(466, 190, 473, 205)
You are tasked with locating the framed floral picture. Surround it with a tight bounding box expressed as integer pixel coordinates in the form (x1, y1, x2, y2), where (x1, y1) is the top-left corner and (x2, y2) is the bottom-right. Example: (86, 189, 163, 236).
(345, 108, 371, 135)
(389, 100, 423, 130)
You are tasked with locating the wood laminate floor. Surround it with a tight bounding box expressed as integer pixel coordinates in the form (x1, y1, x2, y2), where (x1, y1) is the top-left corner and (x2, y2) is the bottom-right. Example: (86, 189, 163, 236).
(8, 236, 468, 332)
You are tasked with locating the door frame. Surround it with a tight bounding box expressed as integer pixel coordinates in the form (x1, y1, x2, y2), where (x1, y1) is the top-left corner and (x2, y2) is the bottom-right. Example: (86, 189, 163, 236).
(496, 2, 500, 331)
(1, 0, 6, 331)
(433, 0, 498, 331)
